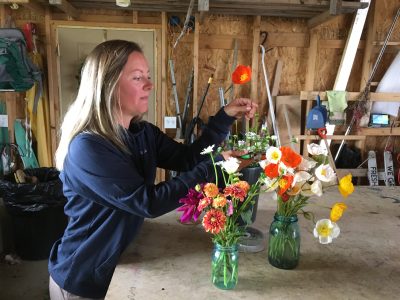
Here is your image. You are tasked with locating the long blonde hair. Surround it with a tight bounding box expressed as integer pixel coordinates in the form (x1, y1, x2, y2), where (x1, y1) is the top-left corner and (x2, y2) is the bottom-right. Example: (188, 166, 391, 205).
(55, 40, 143, 170)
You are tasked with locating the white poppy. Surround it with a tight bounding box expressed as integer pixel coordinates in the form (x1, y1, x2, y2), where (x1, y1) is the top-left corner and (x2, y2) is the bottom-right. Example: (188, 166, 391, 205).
(300, 182, 314, 197)
(266, 146, 281, 164)
(313, 219, 340, 244)
(292, 171, 312, 187)
(311, 180, 323, 196)
(278, 161, 294, 176)
(315, 164, 336, 182)
(307, 143, 328, 156)
(258, 159, 268, 169)
(298, 157, 317, 171)
(219, 157, 240, 174)
(200, 145, 214, 155)
(261, 177, 279, 191)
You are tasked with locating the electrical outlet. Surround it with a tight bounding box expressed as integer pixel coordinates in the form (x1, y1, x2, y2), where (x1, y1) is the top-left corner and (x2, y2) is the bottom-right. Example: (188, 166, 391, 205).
(164, 116, 177, 129)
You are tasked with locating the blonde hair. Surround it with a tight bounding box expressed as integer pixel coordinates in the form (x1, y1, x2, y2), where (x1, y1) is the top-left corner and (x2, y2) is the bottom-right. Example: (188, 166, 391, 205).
(55, 40, 143, 170)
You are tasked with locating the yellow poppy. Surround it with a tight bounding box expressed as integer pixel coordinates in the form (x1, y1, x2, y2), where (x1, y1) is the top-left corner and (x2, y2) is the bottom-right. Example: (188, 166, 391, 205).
(338, 174, 354, 198)
(330, 202, 347, 222)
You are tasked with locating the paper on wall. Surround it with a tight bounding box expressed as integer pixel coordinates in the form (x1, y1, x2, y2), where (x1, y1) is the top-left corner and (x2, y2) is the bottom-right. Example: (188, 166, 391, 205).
(371, 51, 400, 116)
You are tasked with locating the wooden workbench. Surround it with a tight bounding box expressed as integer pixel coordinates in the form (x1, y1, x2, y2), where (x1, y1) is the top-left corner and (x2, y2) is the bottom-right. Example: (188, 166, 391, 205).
(106, 186, 400, 300)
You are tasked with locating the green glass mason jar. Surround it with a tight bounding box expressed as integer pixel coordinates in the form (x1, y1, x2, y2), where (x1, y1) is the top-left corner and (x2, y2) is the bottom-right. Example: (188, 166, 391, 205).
(268, 214, 300, 269)
(211, 243, 239, 289)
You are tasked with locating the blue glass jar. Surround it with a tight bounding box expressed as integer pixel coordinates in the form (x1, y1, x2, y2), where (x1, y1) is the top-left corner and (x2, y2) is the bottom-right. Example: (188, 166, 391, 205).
(211, 243, 239, 289)
(268, 214, 300, 269)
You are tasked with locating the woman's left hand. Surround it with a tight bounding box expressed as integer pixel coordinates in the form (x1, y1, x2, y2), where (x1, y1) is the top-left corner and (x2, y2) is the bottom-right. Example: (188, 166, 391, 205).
(224, 98, 258, 120)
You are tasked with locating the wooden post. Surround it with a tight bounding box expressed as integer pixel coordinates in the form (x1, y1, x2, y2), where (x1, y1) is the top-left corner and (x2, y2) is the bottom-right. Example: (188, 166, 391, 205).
(303, 29, 318, 155)
(192, 13, 200, 119)
(250, 15, 261, 132)
(45, 8, 57, 165)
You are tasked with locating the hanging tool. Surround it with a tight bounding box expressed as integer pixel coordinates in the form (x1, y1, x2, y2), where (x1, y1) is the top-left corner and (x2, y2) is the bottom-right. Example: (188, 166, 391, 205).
(168, 59, 182, 138)
(173, 0, 195, 49)
(335, 7, 400, 162)
(184, 68, 214, 144)
(306, 94, 328, 129)
(260, 45, 280, 147)
(181, 68, 194, 139)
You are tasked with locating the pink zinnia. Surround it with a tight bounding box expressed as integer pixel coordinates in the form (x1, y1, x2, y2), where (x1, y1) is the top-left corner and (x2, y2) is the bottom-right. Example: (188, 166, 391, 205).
(226, 200, 234, 216)
(202, 209, 226, 234)
(197, 197, 213, 211)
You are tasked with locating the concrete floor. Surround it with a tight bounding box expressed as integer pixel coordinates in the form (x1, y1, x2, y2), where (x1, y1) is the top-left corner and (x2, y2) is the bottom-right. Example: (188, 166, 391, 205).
(0, 256, 49, 300)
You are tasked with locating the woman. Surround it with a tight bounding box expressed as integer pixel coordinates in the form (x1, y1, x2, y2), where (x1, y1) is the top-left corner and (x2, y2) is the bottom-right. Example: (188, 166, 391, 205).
(48, 40, 257, 299)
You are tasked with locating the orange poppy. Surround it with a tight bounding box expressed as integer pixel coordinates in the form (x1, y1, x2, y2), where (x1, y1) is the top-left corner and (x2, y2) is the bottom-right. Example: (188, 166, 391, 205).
(232, 65, 251, 84)
(280, 146, 302, 169)
(278, 175, 294, 195)
(264, 163, 279, 178)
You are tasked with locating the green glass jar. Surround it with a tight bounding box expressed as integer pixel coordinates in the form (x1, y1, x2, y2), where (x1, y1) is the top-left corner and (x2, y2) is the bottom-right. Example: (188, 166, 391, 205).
(268, 214, 300, 269)
(211, 243, 239, 289)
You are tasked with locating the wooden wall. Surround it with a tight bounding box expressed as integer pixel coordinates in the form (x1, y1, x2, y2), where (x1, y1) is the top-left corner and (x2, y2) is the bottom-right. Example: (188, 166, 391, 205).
(1, 0, 399, 176)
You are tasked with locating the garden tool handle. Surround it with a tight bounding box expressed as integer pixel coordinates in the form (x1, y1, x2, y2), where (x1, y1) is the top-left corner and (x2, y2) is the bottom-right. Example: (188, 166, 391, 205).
(317, 128, 338, 176)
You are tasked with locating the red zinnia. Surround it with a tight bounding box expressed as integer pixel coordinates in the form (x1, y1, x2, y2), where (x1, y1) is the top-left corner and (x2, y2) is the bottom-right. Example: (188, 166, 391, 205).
(223, 185, 247, 202)
(280, 146, 302, 169)
(232, 65, 252, 84)
(202, 209, 226, 234)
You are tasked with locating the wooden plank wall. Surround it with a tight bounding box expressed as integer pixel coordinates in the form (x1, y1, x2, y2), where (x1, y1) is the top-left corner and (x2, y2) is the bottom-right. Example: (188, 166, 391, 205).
(2, 0, 400, 171)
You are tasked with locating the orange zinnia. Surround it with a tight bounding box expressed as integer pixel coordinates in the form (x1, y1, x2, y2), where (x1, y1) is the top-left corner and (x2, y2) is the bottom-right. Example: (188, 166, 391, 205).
(265, 163, 279, 178)
(212, 194, 227, 208)
(280, 146, 302, 169)
(202, 209, 226, 234)
(232, 65, 252, 84)
(203, 183, 219, 198)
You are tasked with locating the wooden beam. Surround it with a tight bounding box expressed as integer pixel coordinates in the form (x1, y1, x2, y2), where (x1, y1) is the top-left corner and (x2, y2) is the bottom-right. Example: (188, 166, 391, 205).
(303, 29, 318, 155)
(297, 135, 366, 140)
(330, 0, 342, 15)
(49, 0, 79, 20)
(300, 91, 400, 102)
(333, 0, 371, 91)
(182, 32, 308, 49)
(250, 15, 261, 101)
(22, 0, 45, 16)
(360, 0, 376, 91)
(132, 11, 138, 24)
(198, 0, 209, 11)
(308, 11, 337, 28)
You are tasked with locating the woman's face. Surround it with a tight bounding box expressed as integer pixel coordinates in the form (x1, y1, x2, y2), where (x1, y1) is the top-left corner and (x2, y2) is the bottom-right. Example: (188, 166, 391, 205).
(117, 51, 153, 126)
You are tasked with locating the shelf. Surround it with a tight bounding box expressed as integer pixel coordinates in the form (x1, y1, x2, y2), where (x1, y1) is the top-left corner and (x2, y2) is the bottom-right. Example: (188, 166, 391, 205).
(356, 127, 400, 136)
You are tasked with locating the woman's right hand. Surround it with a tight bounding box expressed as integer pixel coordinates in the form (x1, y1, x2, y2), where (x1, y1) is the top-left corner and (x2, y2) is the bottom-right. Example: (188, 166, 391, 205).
(221, 150, 256, 171)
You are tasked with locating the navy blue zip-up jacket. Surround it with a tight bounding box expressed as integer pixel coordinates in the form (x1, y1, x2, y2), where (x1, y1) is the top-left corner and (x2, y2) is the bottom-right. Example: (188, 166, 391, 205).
(48, 108, 235, 298)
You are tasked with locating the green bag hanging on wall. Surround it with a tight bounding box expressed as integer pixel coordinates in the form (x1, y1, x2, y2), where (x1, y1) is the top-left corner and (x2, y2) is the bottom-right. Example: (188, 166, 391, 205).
(0, 28, 42, 112)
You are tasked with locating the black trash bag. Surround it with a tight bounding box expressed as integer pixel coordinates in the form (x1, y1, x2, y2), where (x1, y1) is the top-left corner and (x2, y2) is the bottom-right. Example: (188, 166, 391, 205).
(0, 167, 68, 260)
(0, 167, 65, 212)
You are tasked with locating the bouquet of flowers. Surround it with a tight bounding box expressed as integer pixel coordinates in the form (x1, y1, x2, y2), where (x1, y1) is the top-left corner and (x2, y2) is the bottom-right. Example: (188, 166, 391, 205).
(177, 144, 266, 289)
(178, 144, 265, 246)
(260, 142, 354, 268)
